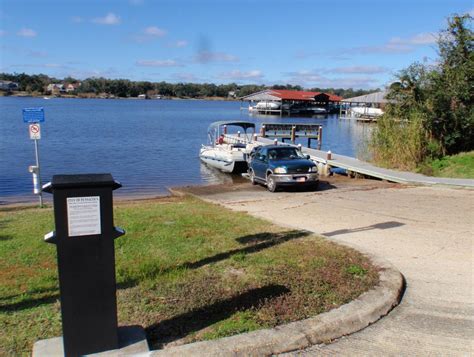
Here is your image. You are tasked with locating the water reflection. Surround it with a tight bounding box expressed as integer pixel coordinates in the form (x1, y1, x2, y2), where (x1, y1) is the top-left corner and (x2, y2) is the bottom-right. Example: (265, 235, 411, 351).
(199, 163, 246, 186)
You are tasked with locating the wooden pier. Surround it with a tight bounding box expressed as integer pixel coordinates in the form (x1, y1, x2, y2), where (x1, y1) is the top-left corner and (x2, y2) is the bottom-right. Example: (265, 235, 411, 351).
(260, 123, 322, 149)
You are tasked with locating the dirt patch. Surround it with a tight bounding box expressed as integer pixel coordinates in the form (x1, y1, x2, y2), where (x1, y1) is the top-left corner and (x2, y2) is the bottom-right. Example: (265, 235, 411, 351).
(175, 175, 400, 198)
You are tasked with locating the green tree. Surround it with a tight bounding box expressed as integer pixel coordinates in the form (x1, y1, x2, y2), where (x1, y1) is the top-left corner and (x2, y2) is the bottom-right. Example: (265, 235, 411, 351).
(429, 14, 474, 154)
(370, 13, 473, 169)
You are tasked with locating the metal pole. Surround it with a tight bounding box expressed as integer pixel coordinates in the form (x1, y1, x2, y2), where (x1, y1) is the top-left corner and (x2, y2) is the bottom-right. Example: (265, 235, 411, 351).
(318, 126, 323, 150)
(34, 139, 43, 207)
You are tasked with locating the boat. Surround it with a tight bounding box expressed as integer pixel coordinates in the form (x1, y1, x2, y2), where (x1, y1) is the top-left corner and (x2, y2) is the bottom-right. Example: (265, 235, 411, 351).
(199, 121, 257, 173)
(256, 101, 280, 110)
(312, 107, 327, 114)
(349, 107, 383, 118)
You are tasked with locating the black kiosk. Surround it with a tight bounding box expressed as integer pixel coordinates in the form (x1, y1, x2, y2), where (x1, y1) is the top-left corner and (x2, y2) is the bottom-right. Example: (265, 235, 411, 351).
(42, 173, 125, 356)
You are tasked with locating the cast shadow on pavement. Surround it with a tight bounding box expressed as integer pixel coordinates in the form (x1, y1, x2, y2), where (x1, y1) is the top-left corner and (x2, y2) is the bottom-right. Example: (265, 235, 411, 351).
(322, 221, 405, 237)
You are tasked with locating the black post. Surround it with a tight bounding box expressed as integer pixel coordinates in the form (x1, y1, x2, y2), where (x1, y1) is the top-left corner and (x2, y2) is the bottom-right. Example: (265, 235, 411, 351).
(43, 173, 125, 357)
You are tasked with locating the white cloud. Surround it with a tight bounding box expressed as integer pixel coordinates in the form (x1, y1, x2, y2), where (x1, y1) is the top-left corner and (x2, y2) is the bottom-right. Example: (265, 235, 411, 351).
(285, 70, 325, 83)
(71, 16, 84, 23)
(10, 63, 72, 70)
(409, 32, 438, 45)
(195, 51, 239, 63)
(172, 72, 199, 81)
(389, 32, 437, 46)
(296, 31, 437, 60)
(68, 68, 120, 79)
(350, 44, 413, 55)
(92, 13, 121, 25)
(136, 59, 182, 67)
(329, 66, 388, 74)
(144, 26, 166, 37)
(174, 40, 188, 48)
(218, 70, 263, 80)
(44, 63, 66, 68)
(17, 28, 37, 37)
(285, 70, 380, 89)
(347, 32, 436, 55)
(28, 50, 48, 58)
(131, 26, 167, 43)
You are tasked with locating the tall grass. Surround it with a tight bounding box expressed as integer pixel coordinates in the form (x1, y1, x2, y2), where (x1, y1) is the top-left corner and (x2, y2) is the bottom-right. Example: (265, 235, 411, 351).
(368, 111, 440, 171)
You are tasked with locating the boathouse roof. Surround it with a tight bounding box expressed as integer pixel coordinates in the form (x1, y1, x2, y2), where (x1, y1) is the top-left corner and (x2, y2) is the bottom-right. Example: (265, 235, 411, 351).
(341, 90, 390, 104)
(241, 89, 342, 102)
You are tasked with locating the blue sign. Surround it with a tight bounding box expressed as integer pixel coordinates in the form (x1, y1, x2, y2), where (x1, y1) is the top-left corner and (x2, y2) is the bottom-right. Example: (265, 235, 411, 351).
(23, 107, 45, 123)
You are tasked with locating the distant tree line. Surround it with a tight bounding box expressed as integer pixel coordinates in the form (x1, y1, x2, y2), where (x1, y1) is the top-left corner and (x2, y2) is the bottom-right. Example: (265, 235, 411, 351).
(0, 72, 377, 99)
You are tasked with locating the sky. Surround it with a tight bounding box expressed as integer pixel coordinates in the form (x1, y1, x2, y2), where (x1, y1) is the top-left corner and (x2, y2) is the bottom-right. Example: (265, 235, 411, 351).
(0, 0, 472, 89)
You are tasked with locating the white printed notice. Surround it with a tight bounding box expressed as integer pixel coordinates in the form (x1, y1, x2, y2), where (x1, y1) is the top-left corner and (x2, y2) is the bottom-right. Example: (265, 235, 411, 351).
(67, 196, 101, 237)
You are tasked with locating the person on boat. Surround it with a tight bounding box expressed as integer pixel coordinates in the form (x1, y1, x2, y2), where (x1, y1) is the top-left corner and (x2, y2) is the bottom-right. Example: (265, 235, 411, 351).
(217, 134, 224, 145)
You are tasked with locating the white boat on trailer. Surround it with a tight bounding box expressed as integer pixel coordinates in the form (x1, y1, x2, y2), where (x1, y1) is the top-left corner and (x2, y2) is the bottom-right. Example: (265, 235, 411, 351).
(200, 121, 257, 173)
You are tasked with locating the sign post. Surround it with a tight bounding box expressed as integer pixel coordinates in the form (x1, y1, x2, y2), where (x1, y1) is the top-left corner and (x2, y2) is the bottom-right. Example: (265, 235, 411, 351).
(23, 108, 45, 207)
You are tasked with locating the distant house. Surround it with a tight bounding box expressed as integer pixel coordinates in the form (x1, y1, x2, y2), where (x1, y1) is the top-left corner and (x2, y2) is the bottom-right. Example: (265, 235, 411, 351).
(65, 83, 80, 93)
(228, 91, 237, 98)
(46, 83, 65, 94)
(0, 80, 19, 91)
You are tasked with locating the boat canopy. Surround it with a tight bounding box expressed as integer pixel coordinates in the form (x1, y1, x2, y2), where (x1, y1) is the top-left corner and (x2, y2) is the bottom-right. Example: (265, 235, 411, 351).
(207, 121, 256, 145)
(207, 121, 256, 132)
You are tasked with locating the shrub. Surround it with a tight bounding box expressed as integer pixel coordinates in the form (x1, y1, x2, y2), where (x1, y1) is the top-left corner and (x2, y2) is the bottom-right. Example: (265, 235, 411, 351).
(369, 111, 440, 170)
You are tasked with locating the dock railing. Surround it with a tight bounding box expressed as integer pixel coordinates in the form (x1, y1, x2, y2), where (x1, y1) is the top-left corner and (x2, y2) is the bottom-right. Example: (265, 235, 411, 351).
(260, 123, 322, 149)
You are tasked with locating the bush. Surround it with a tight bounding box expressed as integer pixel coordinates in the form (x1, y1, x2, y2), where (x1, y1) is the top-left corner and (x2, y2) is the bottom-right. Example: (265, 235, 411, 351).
(369, 14, 473, 170)
(369, 111, 440, 170)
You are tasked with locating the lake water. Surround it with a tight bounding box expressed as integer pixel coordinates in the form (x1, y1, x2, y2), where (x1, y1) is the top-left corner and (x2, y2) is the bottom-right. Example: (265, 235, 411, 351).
(0, 97, 371, 203)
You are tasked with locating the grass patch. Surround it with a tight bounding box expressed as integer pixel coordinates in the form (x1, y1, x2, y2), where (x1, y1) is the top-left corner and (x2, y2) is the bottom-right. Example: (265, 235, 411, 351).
(0, 196, 378, 355)
(420, 151, 474, 179)
(346, 264, 368, 277)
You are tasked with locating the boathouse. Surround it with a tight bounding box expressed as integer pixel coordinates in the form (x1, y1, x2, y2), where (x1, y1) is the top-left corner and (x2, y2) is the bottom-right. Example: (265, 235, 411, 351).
(240, 89, 342, 116)
(340, 90, 391, 121)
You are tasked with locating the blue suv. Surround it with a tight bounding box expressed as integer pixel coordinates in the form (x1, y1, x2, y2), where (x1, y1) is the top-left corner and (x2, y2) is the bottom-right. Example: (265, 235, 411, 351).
(248, 145, 319, 192)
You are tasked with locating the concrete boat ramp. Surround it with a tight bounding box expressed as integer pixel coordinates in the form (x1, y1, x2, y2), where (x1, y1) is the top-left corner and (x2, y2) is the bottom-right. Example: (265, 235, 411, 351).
(245, 135, 474, 188)
(180, 177, 474, 356)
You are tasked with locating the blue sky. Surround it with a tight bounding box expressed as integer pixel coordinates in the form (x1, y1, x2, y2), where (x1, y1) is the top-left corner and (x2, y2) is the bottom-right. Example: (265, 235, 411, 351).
(0, 0, 472, 89)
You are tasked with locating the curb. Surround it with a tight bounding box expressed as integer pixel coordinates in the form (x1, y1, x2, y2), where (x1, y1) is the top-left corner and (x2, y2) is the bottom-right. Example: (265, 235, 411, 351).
(147, 251, 404, 356)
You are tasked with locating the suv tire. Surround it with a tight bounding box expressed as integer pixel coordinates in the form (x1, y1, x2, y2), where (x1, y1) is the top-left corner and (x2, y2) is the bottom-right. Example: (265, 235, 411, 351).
(249, 169, 257, 185)
(267, 174, 278, 192)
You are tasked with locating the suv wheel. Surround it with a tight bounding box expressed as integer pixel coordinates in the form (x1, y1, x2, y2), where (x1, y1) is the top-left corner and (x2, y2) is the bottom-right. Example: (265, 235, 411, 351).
(267, 174, 278, 192)
(249, 169, 257, 185)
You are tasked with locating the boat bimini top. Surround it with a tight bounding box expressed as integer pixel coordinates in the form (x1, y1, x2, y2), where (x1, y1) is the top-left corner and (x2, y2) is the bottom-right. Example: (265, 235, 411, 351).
(207, 121, 256, 146)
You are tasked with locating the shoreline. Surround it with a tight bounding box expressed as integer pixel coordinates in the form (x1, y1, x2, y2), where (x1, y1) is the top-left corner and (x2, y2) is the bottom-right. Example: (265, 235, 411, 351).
(0, 191, 172, 208)
(0, 92, 239, 101)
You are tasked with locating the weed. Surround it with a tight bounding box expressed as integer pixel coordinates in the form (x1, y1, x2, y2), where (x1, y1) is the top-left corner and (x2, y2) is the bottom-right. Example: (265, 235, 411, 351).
(345, 264, 367, 277)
